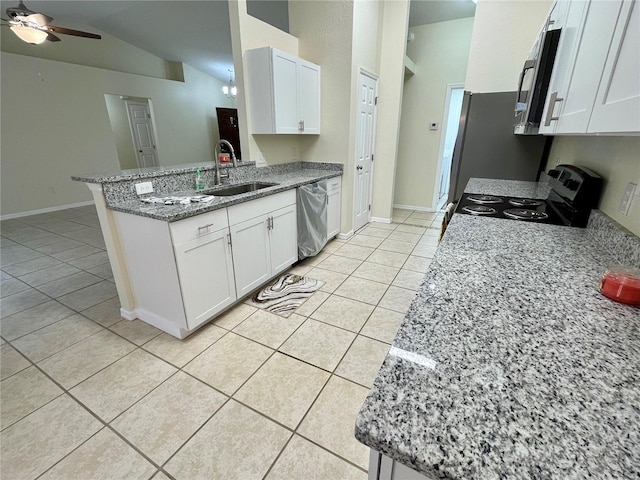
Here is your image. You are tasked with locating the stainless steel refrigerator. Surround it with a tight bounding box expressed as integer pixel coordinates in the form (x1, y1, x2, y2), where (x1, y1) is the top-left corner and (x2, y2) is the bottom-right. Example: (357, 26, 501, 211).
(448, 91, 552, 203)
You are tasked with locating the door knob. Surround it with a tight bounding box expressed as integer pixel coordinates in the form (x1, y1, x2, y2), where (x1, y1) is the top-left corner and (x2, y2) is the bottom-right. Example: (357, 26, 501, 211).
(357, 165, 363, 170)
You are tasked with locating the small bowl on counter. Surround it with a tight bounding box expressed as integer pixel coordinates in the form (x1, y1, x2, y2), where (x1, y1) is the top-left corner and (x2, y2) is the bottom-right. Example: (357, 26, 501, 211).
(599, 266, 640, 306)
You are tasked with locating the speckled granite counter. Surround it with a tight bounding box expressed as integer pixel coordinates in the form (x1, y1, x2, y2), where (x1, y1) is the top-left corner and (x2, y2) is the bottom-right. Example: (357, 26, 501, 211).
(356, 180, 640, 479)
(73, 162, 342, 222)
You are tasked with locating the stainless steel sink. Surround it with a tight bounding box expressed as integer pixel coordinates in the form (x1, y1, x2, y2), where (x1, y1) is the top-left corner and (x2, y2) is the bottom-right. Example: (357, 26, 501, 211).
(205, 182, 278, 197)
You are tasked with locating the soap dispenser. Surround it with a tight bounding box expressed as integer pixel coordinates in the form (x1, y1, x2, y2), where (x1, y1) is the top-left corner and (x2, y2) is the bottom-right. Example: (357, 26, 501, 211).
(195, 168, 205, 191)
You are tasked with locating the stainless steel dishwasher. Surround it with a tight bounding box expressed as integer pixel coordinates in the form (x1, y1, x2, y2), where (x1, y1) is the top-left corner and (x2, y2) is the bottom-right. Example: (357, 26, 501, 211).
(296, 180, 328, 260)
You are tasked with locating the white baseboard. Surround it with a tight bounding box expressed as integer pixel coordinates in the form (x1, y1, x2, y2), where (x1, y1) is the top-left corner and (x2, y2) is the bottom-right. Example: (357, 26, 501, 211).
(393, 204, 435, 213)
(1, 200, 95, 221)
(131, 307, 189, 339)
(337, 230, 354, 240)
(120, 308, 137, 321)
(370, 216, 391, 224)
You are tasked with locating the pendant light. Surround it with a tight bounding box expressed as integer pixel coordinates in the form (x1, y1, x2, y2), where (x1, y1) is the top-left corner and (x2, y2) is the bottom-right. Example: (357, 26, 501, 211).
(222, 69, 237, 98)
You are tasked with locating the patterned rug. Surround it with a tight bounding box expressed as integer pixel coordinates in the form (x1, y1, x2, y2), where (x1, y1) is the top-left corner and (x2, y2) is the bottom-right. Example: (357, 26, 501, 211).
(247, 274, 324, 318)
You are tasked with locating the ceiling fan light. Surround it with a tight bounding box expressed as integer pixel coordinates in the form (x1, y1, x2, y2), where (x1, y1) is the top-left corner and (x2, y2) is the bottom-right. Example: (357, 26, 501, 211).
(10, 25, 47, 44)
(222, 85, 229, 95)
(231, 86, 237, 97)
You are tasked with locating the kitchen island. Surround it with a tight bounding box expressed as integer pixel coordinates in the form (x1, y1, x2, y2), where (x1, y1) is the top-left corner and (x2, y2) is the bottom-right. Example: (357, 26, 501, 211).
(73, 161, 343, 338)
(356, 179, 640, 479)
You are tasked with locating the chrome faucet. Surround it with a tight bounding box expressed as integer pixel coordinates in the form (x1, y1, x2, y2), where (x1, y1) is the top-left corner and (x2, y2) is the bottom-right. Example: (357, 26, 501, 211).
(214, 139, 238, 185)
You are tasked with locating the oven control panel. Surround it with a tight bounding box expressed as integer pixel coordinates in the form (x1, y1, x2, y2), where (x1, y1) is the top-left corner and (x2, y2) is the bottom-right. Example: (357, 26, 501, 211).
(547, 164, 602, 206)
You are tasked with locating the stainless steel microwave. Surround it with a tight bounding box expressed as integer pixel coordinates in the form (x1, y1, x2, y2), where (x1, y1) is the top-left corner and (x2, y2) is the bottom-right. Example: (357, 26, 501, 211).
(514, 20, 561, 135)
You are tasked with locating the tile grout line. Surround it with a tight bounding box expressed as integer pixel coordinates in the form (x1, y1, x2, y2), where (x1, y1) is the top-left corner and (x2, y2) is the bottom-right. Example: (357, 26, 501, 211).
(1, 207, 438, 478)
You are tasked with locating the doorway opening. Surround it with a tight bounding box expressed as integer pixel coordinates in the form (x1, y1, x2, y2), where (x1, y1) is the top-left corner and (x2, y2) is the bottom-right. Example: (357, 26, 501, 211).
(104, 94, 160, 170)
(434, 84, 464, 210)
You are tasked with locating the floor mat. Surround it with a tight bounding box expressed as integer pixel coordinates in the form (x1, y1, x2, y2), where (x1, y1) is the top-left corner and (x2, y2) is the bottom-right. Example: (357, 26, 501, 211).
(246, 273, 324, 318)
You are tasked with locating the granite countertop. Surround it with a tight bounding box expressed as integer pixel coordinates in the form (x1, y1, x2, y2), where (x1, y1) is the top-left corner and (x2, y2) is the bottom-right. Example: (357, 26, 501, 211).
(73, 162, 343, 222)
(464, 177, 551, 199)
(355, 180, 640, 479)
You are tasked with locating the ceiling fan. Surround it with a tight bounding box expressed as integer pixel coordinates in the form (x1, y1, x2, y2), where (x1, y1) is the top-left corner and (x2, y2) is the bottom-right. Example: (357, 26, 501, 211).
(2, 1, 101, 45)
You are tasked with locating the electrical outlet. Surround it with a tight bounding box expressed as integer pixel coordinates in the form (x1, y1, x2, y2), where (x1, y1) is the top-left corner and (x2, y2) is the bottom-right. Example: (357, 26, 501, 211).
(135, 181, 153, 195)
(618, 182, 636, 215)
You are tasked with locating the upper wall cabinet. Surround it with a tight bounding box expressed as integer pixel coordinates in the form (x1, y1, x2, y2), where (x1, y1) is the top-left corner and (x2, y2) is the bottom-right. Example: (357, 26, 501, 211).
(540, 0, 639, 135)
(246, 47, 321, 135)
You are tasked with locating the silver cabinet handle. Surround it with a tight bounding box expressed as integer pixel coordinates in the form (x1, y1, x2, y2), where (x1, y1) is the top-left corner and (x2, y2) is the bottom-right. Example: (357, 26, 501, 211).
(544, 91, 564, 126)
(198, 223, 214, 234)
(298, 121, 303, 132)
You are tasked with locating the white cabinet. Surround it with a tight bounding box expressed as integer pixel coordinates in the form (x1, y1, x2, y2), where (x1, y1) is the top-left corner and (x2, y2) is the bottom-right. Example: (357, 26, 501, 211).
(587, 0, 640, 133)
(114, 208, 236, 338)
(326, 176, 342, 239)
(173, 227, 236, 331)
(541, 0, 640, 134)
(246, 47, 321, 135)
(228, 190, 297, 298)
(539, 0, 587, 134)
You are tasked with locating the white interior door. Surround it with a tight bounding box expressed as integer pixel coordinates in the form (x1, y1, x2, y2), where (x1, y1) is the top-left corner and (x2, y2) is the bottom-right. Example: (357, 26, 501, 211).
(127, 101, 159, 168)
(436, 86, 465, 209)
(353, 71, 377, 232)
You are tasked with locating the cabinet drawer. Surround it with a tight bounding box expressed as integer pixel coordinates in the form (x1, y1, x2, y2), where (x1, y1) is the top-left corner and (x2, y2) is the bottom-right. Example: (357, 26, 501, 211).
(327, 176, 341, 193)
(227, 189, 296, 226)
(170, 208, 229, 246)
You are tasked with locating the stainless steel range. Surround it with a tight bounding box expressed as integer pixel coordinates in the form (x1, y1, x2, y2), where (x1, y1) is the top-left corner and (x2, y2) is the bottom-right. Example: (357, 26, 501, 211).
(455, 165, 603, 227)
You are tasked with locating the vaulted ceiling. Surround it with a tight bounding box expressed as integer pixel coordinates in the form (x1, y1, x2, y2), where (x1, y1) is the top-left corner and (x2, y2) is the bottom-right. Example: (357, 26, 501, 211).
(1, 0, 475, 82)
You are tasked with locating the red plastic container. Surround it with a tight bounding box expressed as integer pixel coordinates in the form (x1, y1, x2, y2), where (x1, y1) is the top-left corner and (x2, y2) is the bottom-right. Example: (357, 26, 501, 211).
(599, 266, 640, 306)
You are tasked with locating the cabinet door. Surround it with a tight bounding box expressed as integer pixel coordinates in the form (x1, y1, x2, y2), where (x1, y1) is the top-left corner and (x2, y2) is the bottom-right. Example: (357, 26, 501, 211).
(273, 50, 300, 134)
(269, 204, 298, 275)
(327, 189, 341, 239)
(230, 215, 271, 297)
(298, 60, 321, 134)
(588, 0, 640, 133)
(555, 0, 623, 133)
(539, 0, 588, 134)
(174, 228, 236, 330)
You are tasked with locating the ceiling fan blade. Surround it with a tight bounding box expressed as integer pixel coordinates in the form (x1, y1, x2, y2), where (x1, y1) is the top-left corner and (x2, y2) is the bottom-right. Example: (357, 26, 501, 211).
(45, 25, 101, 39)
(46, 31, 60, 42)
(25, 13, 52, 26)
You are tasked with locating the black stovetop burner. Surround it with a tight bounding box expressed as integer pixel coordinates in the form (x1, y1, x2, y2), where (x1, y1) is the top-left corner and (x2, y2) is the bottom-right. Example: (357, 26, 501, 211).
(456, 194, 566, 225)
(455, 166, 603, 228)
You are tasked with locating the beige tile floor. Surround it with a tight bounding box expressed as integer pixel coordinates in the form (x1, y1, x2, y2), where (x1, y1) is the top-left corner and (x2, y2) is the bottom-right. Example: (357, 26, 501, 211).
(0, 205, 443, 480)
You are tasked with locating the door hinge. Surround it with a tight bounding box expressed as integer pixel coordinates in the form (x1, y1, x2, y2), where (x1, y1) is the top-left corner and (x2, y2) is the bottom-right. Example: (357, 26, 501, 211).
(371, 154, 374, 163)
(368, 204, 371, 211)
(147, 113, 151, 119)
(375, 96, 378, 106)
(227, 233, 232, 247)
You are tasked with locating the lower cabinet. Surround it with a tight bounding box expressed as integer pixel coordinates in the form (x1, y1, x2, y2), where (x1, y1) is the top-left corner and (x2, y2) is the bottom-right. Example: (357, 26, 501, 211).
(114, 189, 298, 338)
(173, 227, 236, 331)
(327, 176, 342, 239)
(114, 207, 235, 338)
(228, 190, 298, 298)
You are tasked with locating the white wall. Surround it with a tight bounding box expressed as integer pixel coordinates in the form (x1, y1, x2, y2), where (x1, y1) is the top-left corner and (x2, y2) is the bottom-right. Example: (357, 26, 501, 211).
(546, 137, 640, 236)
(370, 0, 411, 221)
(0, 52, 233, 216)
(0, 24, 174, 80)
(465, 0, 552, 93)
(394, 17, 474, 210)
(228, 0, 300, 167)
